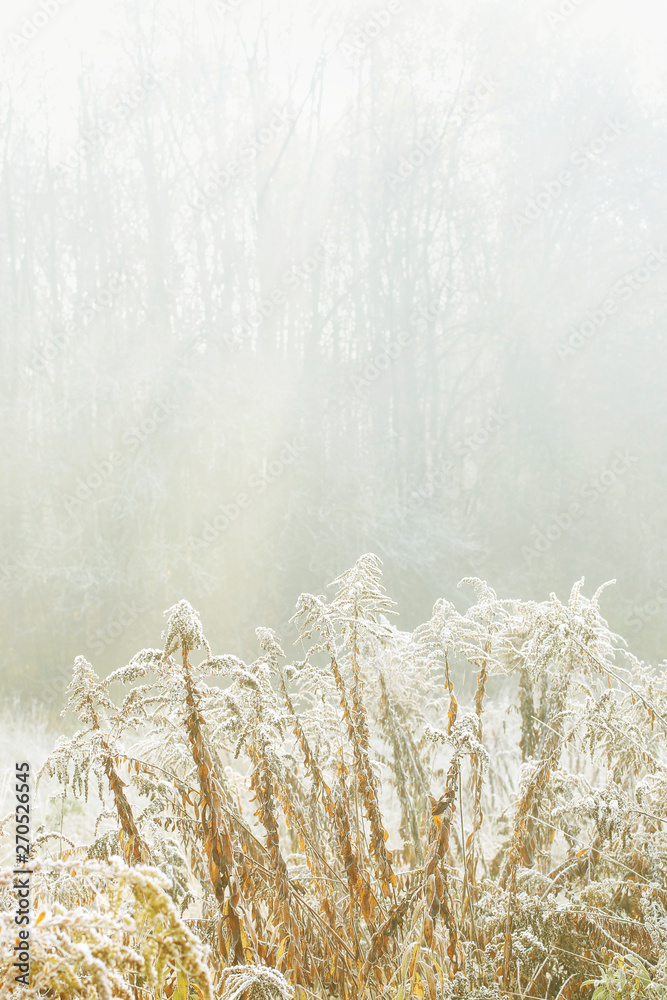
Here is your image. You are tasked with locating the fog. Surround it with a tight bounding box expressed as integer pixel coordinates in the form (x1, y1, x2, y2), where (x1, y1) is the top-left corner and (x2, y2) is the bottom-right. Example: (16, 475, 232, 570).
(1, 0, 667, 712)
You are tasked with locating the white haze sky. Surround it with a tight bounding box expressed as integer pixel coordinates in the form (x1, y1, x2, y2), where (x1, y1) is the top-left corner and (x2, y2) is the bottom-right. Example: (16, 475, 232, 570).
(1, 0, 666, 129)
(1, 0, 667, 672)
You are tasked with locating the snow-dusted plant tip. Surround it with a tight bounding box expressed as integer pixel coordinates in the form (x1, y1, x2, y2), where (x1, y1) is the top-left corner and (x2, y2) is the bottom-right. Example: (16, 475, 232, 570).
(218, 964, 294, 1000)
(5, 558, 667, 999)
(162, 599, 211, 659)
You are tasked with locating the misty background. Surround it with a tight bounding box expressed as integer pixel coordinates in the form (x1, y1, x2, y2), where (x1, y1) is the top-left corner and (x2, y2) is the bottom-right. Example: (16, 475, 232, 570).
(1, 0, 666, 714)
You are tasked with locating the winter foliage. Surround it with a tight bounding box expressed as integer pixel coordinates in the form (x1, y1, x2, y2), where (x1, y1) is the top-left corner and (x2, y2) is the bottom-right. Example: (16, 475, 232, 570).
(2, 555, 667, 998)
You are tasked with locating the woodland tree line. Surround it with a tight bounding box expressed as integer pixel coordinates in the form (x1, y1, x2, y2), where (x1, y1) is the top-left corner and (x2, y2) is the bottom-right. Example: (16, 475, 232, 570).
(1, 0, 666, 705)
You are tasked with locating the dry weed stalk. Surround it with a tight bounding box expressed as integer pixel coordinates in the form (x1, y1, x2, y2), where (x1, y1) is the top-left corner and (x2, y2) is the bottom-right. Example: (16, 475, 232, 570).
(4, 560, 667, 1000)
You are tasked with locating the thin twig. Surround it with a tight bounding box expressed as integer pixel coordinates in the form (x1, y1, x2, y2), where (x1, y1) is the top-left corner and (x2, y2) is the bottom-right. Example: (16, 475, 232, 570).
(571, 637, 667, 737)
(458, 767, 478, 950)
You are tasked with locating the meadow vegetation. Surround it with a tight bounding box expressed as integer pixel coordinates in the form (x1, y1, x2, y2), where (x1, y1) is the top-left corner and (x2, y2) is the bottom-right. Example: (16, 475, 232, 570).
(2, 554, 666, 999)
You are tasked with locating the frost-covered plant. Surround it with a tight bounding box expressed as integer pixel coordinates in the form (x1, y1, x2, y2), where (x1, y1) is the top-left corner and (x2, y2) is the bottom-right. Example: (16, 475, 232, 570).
(0, 858, 213, 1000)
(3, 556, 667, 999)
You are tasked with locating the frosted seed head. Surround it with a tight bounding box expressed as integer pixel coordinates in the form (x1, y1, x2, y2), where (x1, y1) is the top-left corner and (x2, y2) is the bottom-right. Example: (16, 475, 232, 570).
(161, 600, 210, 659)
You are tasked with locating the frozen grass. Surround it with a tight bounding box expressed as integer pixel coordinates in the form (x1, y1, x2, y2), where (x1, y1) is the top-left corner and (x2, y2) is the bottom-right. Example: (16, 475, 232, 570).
(0, 698, 99, 869)
(1, 557, 667, 999)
